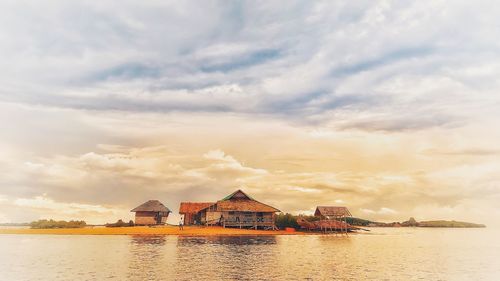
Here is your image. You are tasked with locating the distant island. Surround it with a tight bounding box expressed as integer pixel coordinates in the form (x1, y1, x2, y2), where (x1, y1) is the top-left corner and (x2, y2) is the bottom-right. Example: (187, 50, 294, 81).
(346, 217, 486, 228)
(275, 214, 485, 229)
(416, 220, 486, 228)
(0, 223, 30, 227)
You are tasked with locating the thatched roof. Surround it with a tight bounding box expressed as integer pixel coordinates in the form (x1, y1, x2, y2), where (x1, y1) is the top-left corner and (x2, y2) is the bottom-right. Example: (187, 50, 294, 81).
(214, 189, 280, 213)
(131, 200, 171, 213)
(179, 202, 214, 214)
(314, 206, 351, 217)
(216, 199, 279, 212)
(221, 189, 254, 201)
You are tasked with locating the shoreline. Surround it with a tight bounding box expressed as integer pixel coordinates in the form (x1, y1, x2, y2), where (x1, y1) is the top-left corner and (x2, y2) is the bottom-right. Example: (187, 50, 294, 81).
(1, 225, 485, 236)
(0, 226, 313, 236)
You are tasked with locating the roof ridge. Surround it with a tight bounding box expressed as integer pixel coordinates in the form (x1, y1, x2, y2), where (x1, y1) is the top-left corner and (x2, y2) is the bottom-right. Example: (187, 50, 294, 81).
(131, 200, 171, 212)
(221, 189, 254, 201)
(221, 189, 280, 212)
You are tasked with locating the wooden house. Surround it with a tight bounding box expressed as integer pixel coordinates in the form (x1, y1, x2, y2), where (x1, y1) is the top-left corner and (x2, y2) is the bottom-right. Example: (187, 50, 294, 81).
(314, 206, 352, 234)
(131, 200, 171, 225)
(179, 190, 280, 229)
(179, 202, 214, 225)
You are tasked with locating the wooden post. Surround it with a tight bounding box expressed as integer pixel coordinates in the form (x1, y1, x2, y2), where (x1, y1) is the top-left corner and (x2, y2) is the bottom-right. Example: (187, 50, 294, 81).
(342, 215, 346, 235)
(335, 216, 338, 236)
(340, 215, 343, 235)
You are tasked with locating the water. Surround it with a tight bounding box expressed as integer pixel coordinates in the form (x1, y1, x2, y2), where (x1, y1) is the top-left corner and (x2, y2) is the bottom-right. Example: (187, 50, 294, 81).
(1, 228, 499, 281)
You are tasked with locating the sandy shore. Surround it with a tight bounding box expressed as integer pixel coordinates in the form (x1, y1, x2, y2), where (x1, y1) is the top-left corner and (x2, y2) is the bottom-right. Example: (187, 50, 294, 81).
(0, 225, 307, 236)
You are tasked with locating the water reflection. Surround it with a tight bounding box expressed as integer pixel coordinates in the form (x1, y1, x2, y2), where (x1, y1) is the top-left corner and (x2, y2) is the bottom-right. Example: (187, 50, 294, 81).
(130, 235, 167, 245)
(174, 236, 278, 281)
(1, 229, 498, 281)
(128, 235, 175, 281)
(177, 235, 277, 245)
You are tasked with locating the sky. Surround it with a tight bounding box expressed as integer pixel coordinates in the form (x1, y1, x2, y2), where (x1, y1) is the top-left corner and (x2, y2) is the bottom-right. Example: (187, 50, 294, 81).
(0, 0, 499, 225)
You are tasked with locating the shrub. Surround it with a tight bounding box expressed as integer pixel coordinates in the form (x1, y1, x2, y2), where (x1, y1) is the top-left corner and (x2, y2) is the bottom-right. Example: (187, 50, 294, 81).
(105, 219, 135, 227)
(30, 219, 86, 229)
(274, 213, 300, 229)
(345, 217, 373, 226)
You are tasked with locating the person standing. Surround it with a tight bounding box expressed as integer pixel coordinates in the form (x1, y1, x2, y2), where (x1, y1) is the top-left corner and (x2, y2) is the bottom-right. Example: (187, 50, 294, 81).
(179, 217, 184, 230)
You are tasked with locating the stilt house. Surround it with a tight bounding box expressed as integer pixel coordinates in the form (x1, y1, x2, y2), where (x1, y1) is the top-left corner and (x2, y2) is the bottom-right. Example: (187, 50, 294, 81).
(179, 190, 280, 229)
(314, 206, 352, 233)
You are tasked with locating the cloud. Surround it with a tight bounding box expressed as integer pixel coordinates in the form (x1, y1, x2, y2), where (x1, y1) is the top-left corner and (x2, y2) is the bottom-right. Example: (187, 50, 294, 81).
(0, 1, 498, 131)
(14, 196, 120, 216)
(0, 1, 499, 225)
(361, 207, 398, 215)
(200, 48, 281, 73)
(379, 207, 398, 215)
(199, 149, 269, 179)
(90, 62, 161, 81)
(0, 212, 9, 223)
(1, 136, 499, 224)
(286, 186, 322, 193)
(204, 149, 234, 161)
(330, 46, 435, 77)
(422, 148, 500, 156)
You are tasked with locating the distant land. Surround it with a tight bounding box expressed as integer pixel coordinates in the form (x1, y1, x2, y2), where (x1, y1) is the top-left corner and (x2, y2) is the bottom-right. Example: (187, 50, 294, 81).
(0, 217, 486, 230)
(347, 217, 486, 228)
(417, 220, 486, 228)
(0, 223, 29, 227)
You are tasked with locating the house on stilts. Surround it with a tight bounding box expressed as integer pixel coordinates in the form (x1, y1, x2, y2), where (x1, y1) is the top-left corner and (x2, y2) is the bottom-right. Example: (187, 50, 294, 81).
(314, 206, 352, 220)
(131, 200, 171, 225)
(179, 189, 280, 230)
(314, 206, 352, 233)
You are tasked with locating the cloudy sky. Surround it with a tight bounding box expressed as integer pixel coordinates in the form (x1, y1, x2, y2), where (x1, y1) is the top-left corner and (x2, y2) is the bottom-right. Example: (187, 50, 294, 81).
(1, 1, 499, 225)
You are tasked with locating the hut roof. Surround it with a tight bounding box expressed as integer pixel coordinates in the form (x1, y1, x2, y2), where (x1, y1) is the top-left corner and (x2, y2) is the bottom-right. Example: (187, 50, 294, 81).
(131, 200, 171, 213)
(216, 199, 280, 212)
(179, 202, 214, 214)
(212, 189, 280, 213)
(221, 189, 254, 201)
(314, 206, 352, 217)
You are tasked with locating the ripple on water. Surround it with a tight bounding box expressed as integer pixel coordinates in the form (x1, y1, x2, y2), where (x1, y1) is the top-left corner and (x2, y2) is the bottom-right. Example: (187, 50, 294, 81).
(0, 229, 499, 280)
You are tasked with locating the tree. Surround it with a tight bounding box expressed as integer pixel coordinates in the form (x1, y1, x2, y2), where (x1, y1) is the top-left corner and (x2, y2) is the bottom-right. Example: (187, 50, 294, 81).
(275, 213, 299, 229)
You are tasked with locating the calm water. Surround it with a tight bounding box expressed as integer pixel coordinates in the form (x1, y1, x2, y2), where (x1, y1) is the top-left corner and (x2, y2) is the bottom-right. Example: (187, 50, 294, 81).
(0, 228, 499, 281)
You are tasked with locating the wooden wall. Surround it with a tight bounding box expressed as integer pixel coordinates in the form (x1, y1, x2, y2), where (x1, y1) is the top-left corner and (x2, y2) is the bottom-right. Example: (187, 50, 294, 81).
(197, 210, 276, 228)
(215, 211, 274, 228)
(206, 211, 222, 225)
(183, 213, 194, 225)
(134, 211, 168, 225)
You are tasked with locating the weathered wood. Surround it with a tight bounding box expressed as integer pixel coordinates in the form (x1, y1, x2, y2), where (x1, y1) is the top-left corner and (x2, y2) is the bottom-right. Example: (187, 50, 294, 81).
(131, 200, 171, 226)
(134, 211, 169, 226)
(178, 189, 280, 230)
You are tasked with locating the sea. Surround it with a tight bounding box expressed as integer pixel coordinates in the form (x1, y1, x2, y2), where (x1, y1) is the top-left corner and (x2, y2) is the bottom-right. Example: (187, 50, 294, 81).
(0, 227, 499, 281)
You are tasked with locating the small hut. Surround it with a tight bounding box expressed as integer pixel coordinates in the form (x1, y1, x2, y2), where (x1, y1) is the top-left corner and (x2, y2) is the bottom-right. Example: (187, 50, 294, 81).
(179, 202, 214, 225)
(131, 200, 171, 225)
